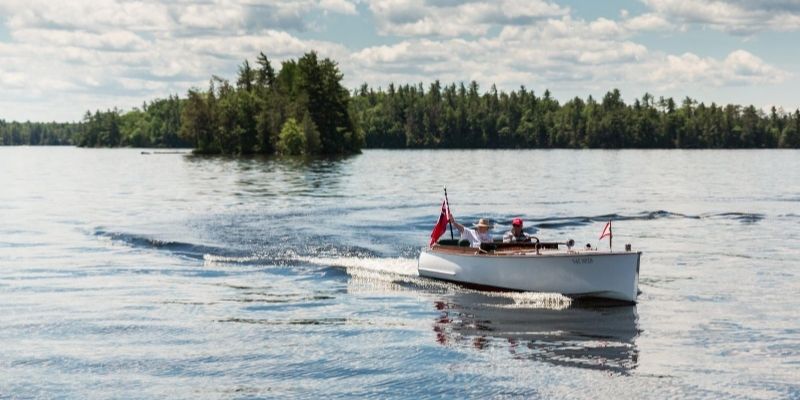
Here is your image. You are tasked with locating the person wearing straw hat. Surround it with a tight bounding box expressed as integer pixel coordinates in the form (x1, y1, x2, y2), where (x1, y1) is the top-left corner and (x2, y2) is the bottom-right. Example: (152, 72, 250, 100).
(503, 218, 532, 243)
(449, 215, 493, 248)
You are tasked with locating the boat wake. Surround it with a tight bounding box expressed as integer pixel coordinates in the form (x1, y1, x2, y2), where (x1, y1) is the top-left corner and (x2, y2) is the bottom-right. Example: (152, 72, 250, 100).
(296, 255, 419, 276)
(94, 207, 765, 262)
(248, 253, 573, 310)
(296, 255, 573, 309)
(94, 228, 228, 260)
(94, 227, 578, 310)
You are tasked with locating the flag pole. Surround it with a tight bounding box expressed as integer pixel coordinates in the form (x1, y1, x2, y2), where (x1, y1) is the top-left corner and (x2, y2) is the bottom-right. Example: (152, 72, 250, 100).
(444, 187, 454, 240)
(600, 219, 613, 252)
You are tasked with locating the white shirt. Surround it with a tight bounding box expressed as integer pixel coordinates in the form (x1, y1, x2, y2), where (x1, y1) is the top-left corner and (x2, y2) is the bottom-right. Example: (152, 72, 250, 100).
(461, 227, 493, 248)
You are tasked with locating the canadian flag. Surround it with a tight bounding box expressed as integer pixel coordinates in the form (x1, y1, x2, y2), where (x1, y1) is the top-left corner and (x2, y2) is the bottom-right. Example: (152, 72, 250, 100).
(429, 200, 451, 247)
(599, 220, 612, 240)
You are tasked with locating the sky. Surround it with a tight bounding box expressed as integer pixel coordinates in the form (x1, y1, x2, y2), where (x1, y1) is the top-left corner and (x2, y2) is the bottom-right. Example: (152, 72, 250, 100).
(1, 0, 799, 122)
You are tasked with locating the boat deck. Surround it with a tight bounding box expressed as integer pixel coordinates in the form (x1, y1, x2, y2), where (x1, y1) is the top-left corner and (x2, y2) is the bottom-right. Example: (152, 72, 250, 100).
(432, 241, 598, 257)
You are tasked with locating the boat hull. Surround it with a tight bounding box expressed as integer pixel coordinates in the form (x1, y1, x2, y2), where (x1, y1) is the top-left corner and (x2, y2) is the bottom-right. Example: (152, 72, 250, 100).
(418, 248, 641, 303)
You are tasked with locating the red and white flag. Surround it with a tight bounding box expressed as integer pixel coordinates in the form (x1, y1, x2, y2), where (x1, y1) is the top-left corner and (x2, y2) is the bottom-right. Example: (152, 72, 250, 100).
(599, 220, 612, 240)
(429, 199, 451, 247)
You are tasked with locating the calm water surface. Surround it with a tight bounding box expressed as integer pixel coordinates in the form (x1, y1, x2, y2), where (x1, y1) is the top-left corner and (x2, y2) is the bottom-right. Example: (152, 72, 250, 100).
(1, 147, 798, 399)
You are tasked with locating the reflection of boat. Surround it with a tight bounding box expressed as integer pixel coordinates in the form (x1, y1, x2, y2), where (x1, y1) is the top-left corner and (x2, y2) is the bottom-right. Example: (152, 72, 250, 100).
(418, 241, 641, 303)
(432, 292, 640, 373)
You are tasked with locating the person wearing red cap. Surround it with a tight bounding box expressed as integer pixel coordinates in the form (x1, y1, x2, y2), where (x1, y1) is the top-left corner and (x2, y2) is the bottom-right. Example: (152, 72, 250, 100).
(503, 218, 531, 243)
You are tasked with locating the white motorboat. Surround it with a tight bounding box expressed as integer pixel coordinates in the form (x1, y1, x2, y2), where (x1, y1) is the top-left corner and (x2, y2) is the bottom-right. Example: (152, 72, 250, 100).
(418, 240, 641, 303)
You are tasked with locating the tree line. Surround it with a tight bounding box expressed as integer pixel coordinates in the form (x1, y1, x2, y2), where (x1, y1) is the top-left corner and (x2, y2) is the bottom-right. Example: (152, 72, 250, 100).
(0, 120, 80, 145)
(3, 52, 800, 150)
(350, 83, 800, 149)
(76, 96, 189, 148)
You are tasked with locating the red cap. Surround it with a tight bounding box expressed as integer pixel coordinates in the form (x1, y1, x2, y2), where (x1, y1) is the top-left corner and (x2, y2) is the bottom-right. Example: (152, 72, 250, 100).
(512, 218, 523, 226)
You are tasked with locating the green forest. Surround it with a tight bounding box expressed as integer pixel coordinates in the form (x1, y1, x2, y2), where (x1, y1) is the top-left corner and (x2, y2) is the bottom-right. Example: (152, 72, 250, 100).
(352, 84, 800, 149)
(0, 121, 81, 146)
(3, 51, 800, 150)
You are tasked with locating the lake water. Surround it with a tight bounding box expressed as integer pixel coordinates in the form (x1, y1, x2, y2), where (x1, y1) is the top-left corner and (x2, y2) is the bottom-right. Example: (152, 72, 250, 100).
(1, 147, 798, 399)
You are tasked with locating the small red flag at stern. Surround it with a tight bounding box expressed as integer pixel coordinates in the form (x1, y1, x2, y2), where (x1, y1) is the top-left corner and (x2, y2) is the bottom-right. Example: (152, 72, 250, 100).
(599, 220, 612, 240)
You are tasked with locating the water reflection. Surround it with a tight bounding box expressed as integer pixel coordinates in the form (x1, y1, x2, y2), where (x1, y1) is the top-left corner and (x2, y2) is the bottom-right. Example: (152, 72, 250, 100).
(184, 154, 354, 199)
(432, 292, 640, 374)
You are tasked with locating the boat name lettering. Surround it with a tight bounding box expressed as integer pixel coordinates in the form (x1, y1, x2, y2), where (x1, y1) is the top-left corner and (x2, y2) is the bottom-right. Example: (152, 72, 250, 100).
(571, 257, 593, 265)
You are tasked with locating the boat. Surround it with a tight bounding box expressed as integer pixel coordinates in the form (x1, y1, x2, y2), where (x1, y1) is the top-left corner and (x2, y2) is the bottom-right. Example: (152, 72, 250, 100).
(418, 239, 641, 303)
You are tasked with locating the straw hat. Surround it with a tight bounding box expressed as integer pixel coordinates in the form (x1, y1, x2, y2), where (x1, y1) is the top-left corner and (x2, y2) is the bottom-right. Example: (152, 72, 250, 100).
(473, 218, 491, 229)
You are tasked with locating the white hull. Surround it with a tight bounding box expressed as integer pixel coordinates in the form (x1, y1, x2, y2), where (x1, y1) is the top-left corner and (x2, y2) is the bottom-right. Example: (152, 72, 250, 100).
(418, 248, 641, 303)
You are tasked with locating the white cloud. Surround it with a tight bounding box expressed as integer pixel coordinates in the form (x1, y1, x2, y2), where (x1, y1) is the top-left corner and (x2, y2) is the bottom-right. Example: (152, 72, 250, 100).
(347, 13, 788, 99)
(646, 50, 790, 88)
(369, 0, 568, 37)
(178, 5, 244, 30)
(179, 31, 351, 64)
(3, 0, 175, 32)
(642, 0, 800, 35)
(623, 13, 673, 31)
(350, 16, 651, 91)
(723, 50, 790, 83)
(588, 17, 626, 37)
(0, 0, 795, 121)
(0, 0, 360, 34)
(12, 28, 149, 51)
(0, 0, 362, 121)
(319, 0, 357, 15)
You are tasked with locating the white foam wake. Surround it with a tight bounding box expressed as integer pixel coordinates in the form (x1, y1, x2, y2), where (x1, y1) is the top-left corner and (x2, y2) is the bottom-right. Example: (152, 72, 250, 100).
(300, 255, 571, 309)
(203, 252, 573, 310)
(296, 255, 419, 276)
(202, 253, 265, 264)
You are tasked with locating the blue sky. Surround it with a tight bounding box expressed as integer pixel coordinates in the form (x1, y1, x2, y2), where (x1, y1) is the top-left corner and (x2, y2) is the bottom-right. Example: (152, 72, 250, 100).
(1, 0, 798, 122)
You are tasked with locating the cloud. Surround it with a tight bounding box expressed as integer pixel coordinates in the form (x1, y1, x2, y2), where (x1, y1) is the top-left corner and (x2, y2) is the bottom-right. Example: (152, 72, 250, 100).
(177, 5, 244, 31)
(351, 16, 648, 90)
(623, 13, 673, 31)
(11, 28, 149, 51)
(646, 50, 790, 87)
(0, 0, 794, 121)
(319, 0, 358, 15)
(0, 0, 359, 121)
(0, 0, 360, 34)
(369, 0, 568, 37)
(642, 0, 800, 35)
(348, 14, 788, 96)
(2, 0, 175, 32)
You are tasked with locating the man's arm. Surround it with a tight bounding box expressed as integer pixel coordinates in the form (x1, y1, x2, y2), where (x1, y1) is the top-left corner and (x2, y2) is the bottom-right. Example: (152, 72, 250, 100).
(449, 214, 465, 233)
(524, 232, 533, 241)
